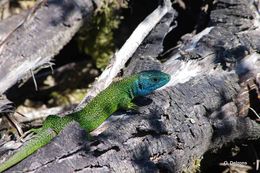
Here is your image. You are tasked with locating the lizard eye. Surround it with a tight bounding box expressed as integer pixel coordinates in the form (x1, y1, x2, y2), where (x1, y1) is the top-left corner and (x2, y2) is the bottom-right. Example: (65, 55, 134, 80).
(138, 83, 143, 90)
(152, 78, 158, 82)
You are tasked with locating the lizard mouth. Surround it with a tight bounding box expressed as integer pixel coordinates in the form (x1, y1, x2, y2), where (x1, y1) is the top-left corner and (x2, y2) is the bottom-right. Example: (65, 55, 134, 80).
(159, 72, 171, 87)
(165, 73, 171, 82)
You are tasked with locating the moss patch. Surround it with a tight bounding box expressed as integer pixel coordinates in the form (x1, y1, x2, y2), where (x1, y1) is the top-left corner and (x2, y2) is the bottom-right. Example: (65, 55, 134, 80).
(78, 0, 128, 69)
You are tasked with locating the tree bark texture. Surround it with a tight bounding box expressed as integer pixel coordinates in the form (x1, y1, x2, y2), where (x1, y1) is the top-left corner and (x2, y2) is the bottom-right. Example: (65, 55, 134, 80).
(0, 0, 94, 94)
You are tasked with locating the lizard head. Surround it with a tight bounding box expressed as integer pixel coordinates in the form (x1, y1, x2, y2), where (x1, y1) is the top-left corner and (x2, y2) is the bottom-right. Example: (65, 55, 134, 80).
(134, 70, 171, 96)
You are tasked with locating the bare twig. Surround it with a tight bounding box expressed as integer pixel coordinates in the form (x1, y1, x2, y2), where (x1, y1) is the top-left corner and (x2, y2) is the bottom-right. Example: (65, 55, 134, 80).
(80, 0, 173, 105)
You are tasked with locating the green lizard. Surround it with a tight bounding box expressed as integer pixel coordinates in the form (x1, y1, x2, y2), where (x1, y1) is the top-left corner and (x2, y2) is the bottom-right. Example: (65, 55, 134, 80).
(0, 70, 170, 172)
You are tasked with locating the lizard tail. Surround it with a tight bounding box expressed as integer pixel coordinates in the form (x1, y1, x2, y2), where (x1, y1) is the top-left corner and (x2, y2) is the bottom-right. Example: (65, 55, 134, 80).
(0, 128, 57, 172)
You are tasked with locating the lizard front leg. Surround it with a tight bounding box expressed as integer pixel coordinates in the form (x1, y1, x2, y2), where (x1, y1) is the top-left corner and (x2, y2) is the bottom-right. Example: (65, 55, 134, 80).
(119, 96, 139, 111)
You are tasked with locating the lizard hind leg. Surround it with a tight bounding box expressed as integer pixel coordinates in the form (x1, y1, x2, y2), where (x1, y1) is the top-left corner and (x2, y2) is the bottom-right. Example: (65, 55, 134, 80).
(18, 115, 61, 143)
(18, 115, 60, 142)
(18, 128, 42, 142)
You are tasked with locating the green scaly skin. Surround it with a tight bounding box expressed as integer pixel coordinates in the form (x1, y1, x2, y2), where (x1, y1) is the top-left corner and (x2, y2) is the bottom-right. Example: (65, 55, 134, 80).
(0, 70, 170, 172)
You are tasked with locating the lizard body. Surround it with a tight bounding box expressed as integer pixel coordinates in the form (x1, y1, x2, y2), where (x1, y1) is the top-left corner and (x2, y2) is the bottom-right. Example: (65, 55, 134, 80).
(0, 70, 170, 172)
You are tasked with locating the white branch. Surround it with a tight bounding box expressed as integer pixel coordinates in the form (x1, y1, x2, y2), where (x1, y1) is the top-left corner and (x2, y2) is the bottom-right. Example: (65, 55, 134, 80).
(80, 0, 173, 103)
